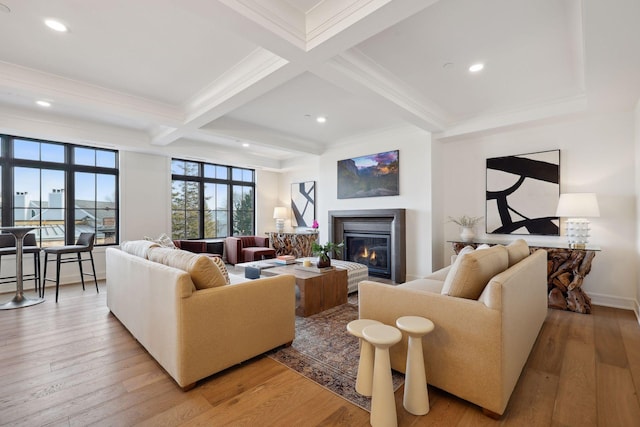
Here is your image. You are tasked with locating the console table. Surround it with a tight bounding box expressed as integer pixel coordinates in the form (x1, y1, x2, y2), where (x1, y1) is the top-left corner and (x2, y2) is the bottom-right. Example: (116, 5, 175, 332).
(266, 232, 318, 258)
(448, 239, 600, 314)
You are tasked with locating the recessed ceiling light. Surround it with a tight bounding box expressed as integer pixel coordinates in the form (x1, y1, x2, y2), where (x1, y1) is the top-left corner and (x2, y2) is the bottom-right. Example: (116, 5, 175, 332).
(36, 100, 51, 108)
(44, 18, 69, 32)
(0, 3, 10, 13)
(316, 116, 327, 124)
(242, 143, 250, 148)
(469, 63, 484, 73)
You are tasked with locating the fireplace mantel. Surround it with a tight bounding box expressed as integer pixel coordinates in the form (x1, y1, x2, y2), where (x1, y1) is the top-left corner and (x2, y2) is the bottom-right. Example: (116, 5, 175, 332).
(328, 209, 406, 283)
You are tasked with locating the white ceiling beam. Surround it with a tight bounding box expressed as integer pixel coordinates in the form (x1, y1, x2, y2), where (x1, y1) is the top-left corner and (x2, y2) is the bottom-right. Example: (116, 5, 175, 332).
(156, 0, 441, 150)
(199, 117, 323, 155)
(314, 50, 449, 132)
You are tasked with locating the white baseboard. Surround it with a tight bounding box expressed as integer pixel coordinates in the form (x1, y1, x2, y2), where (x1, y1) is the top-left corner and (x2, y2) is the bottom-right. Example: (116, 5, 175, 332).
(590, 292, 640, 323)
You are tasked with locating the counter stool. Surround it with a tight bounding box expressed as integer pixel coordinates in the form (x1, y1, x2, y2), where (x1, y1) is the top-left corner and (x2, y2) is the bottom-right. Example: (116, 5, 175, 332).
(43, 232, 98, 302)
(362, 324, 402, 427)
(0, 233, 41, 295)
(396, 316, 435, 415)
(346, 319, 382, 396)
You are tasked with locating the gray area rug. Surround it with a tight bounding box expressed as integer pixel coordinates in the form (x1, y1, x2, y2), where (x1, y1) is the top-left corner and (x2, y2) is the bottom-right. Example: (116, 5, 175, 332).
(267, 302, 404, 412)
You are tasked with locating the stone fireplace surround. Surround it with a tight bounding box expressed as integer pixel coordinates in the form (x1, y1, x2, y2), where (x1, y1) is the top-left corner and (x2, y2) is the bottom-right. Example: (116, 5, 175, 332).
(328, 209, 406, 283)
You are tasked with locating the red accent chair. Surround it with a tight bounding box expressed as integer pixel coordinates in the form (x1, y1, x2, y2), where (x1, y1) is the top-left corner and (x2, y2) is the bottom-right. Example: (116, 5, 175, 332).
(224, 236, 275, 265)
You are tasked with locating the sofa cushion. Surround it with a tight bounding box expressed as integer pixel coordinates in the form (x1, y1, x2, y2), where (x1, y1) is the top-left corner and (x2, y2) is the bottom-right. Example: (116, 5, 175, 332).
(506, 239, 529, 267)
(120, 240, 160, 259)
(442, 245, 509, 299)
(148, 247, 226, 289)
(211, 255, 230, 285)
(144, 233, 177, 249)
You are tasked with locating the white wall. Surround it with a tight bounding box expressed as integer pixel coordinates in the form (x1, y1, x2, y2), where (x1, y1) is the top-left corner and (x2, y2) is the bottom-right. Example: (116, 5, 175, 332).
(280, 126, 433, 281)
(635, 100, 640, 319)
(120, 151, 172, 240)
(440, 111, 638, 310)
(256, 169, 282, 234)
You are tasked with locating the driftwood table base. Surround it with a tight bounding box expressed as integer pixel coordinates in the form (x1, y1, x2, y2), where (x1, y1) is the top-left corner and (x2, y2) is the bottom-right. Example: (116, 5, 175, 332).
(451, 242, 597, 314)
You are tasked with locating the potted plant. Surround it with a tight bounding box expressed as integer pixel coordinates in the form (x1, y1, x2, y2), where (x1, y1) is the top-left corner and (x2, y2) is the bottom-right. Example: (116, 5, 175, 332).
(311, 240, 344, 268)
(448, 215, 483, 242)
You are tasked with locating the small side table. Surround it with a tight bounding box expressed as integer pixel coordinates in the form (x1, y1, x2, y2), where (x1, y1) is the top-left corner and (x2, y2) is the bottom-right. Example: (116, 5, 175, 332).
(362, 324, 402, 427)
(0, 226, 45, 310)
(396, 316, 435, 415)
(346, 319, 382, 396)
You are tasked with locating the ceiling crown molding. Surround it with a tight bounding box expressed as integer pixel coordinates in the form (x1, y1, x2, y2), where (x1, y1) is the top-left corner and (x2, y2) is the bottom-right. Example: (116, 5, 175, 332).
(0, 61, 182, 126)
(435, 94, 589, 141)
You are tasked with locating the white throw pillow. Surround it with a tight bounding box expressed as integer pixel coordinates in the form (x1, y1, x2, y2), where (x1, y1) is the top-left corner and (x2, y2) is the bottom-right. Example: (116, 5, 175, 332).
(144, 233, 177, 249)
(120, 240, 160, 259)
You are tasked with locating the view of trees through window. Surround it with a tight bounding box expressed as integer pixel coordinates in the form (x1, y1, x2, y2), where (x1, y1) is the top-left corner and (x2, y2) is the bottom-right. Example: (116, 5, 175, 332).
(1, 135, 119, 246)
(171, 159, 255, 239)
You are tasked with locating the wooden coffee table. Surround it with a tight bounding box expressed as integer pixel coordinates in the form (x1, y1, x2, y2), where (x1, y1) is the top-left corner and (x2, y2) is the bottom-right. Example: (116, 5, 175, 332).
(261, 264, 348, 317)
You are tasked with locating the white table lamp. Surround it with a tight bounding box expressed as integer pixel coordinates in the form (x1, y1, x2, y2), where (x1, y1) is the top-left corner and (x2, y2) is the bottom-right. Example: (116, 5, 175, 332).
(273, 206, 288, 233)
(555, 193, 600, 249)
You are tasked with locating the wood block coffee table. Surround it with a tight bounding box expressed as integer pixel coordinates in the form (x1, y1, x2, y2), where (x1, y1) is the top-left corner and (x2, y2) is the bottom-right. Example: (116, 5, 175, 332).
(261, 264, 348, 317)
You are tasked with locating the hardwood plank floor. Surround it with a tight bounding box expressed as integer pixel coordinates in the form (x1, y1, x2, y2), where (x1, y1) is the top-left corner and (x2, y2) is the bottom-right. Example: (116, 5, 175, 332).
(1, 282, 639, 426)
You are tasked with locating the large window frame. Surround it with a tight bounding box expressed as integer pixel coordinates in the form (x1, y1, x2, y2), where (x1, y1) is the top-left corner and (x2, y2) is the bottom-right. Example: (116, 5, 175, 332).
(0, 135, 119, 247)
(171, 159, 255, 239)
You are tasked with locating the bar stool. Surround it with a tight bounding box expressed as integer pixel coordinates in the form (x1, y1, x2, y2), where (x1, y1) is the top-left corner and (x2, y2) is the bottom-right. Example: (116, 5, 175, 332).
(362, 324, 402, 427)
(0, 233, 41, 295)
(396, 316, 435, 415)
(43, 232, 98, 302)
(346, 319, 382, 396)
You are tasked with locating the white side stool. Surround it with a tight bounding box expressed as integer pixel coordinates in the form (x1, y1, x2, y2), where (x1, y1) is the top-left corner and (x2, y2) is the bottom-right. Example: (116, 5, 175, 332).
(362, 324, 402, 427)
(396, 316, 435, 415)
(347, 319, 382, 396)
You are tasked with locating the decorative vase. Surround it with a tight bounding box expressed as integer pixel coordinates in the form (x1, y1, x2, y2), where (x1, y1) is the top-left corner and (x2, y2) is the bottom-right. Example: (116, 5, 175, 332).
(317, 254, 331, 268)
(460, 227, 475, 242)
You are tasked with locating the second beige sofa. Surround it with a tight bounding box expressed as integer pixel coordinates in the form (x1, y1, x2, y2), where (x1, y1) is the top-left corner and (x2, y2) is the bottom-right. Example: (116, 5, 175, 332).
(358, 241, 548, 416)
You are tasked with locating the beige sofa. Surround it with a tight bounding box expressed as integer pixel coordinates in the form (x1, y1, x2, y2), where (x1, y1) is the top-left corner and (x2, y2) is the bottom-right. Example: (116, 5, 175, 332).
(358, 241, 547, 416)
(106, 242, 296, 389)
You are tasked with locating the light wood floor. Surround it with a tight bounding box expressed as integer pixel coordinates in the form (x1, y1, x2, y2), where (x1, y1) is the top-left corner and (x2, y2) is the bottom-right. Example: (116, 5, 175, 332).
(1, 282, 639, 426)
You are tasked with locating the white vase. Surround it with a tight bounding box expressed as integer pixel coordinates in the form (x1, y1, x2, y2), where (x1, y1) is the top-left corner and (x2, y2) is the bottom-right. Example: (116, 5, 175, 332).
(460, 227, 475, 242)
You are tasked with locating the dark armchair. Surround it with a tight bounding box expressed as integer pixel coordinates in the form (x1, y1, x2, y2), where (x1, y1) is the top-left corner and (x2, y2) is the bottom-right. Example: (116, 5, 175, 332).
(224, 236, 275, 265)
(173, 240, 221, 258)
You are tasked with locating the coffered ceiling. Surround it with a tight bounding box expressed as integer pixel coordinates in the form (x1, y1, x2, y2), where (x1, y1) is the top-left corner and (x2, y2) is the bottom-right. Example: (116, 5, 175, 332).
(0, 0, 639, 168)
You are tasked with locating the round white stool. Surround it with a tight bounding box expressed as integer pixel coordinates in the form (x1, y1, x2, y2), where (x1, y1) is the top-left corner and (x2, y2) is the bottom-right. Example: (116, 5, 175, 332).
(396, 316, 435, 415)
(362, 324, 402, 427)
(347, 319, 382, 396)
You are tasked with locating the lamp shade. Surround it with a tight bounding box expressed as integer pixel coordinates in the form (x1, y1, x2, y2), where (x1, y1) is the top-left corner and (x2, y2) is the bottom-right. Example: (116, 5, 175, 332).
(273, 206, 288, 219)
(555, 193, 600, 218)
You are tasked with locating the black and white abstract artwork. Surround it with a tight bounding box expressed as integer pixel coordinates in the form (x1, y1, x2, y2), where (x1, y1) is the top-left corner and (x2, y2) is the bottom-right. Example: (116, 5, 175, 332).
(291, 181, 315, 227)
(486, 150, 560, 235)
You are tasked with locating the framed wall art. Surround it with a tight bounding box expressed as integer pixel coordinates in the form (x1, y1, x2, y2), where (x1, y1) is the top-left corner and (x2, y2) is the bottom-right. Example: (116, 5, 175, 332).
(337, 150, 399, 199)
(291, 181, 315, 227)
(486, 149, 560, 235)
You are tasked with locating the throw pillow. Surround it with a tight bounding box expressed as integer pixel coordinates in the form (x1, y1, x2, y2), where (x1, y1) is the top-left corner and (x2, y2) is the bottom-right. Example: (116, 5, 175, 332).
(506, 239, 529, 267)
(149, 248, 226, 289)
(442, 245, 509, 300)
(120, 240, 160, 259)
(211, 256, 230, 285)
(144, 233, 177, 249)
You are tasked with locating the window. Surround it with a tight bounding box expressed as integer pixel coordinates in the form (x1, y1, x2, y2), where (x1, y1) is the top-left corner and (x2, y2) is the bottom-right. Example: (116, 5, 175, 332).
(1, 135, 119, 247)
(171, 159, 255, 239)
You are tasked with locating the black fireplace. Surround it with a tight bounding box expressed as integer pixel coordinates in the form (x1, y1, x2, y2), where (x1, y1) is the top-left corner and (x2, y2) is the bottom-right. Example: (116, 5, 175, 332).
(345, 233, 391, 278)
(329, 209, 406, 283)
